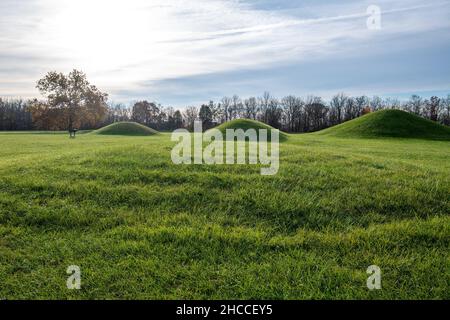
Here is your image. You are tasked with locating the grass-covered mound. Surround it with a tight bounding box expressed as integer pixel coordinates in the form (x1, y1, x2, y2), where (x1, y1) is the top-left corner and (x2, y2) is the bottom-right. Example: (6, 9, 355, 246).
(318, 109, 450, 140)
(213, 119, 289, 142)
(92, 122, 159, 136)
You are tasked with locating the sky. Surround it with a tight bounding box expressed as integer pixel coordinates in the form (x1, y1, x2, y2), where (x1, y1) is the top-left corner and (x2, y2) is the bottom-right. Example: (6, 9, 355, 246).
(0, 0, 449, 107)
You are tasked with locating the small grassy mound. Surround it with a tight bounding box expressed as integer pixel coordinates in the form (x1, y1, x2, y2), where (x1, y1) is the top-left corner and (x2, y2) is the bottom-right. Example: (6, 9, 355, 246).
(318, 109, 450, 140)
(93, 122, 159, 136)
(213, 119, 288, 142)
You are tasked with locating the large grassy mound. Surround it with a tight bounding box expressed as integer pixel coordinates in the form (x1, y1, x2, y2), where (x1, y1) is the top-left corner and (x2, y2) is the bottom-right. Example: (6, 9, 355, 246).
(213, 119, 289, 142)
(92, 122, 159, 136)
(318, 109, 450, 140)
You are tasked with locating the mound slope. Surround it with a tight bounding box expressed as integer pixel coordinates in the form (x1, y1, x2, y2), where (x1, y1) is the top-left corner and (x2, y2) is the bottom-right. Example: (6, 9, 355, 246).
(92, 122, 158, 136)
(318, 109, 450, 140)
(213, 119, 288, 142)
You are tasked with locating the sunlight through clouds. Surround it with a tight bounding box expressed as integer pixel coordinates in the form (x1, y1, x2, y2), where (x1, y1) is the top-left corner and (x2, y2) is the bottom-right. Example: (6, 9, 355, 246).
(0, 0, 450, 104)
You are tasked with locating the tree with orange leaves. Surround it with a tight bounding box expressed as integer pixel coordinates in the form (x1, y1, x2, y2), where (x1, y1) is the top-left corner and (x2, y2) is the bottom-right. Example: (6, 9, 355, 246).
(30, 70, 108, 131)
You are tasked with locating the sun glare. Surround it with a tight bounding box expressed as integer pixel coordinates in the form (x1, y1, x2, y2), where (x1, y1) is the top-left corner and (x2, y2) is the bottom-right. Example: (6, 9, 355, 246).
(42, 0, 171, 76)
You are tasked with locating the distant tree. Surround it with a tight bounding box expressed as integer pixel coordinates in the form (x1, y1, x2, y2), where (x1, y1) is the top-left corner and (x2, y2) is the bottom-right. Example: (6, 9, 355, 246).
(230, 95, 241, 120)
(305, 96, 328, 132)
(132, 101, 150, 125)
(355, 96, 369, 117)
(330, 93, 347, 124)
(442, 95, 450, 126)
(199, 104, 213, 130)
(104, 102, 130, 124)
(370, 96, 383, 111)
(265, 97, 282, 128)
(281, 95, 302, 132)
(258, 91, 272, 124)
(406, 95, 423, 115)
(0, 98, 33, 130)
(384, 97, 401, 110)
(206, 100, 219, 124)
(221, 97, 231, 122)
(244, 97, 258, 120)
(362, 106, 372, 115)
(34, 69, 108, 131)
(173, 110, 184, 129)
(132, 100, 161, 127)
(5, 89, 450, 132)
(343, 97, 357, 121)
(425, 96, 441, 122)
(162, 106, 174, 130)
(183, 106, 198, 131)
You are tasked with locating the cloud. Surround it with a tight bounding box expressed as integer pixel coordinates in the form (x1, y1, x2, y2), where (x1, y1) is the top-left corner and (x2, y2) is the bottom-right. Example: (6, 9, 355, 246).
(0, 0, 449, 104)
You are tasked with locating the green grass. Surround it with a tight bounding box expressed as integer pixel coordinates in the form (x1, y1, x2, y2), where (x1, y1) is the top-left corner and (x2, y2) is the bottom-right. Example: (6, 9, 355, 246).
(92, 121, 159, 136)
(0, 131, 449, 299)
(318, 109, 450, 140)
(214, 119, 289, 141)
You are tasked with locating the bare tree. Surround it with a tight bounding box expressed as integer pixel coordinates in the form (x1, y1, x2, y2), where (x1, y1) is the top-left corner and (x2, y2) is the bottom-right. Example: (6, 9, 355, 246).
(355, 96, 369, 117)
(244, 97, 258, 120)
(370, 96, 383, 111)
(406, 95, 423, 115)
(199, 104, 213, 130)
(183, 106, 198, 131)
(0, 98, 33, 130)
(281, 95, 303, 132)
(265, 97, 282, 128)
(231, 95, 242, 120)
(330, 93, 347, 124)
(425, 96, 441, 122)
(304, 96, 327, 132)
(442, 95, 450, 126)
(344, 97, 357, 121)
(385, 97, 401, 110)
(221, 96, 231, 122)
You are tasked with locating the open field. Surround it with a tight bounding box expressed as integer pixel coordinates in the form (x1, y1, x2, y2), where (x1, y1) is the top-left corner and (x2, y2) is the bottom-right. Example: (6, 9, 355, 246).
(0, 131, 449, 299)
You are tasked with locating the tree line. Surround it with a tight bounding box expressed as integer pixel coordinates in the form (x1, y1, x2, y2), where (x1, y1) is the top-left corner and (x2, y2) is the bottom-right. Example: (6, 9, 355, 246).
(1, 70, 449, 132)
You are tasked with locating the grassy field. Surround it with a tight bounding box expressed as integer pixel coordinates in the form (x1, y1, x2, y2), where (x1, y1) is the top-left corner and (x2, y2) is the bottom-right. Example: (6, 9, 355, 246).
(0, 130, 449, 299)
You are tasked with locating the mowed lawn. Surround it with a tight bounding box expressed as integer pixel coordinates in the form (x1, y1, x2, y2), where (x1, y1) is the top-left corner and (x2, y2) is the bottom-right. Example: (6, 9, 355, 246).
(0, 132, 448, 299)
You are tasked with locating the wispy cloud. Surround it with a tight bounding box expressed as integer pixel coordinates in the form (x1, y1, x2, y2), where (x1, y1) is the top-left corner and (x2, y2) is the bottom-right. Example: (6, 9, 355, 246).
(0, 0, 449, 104)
